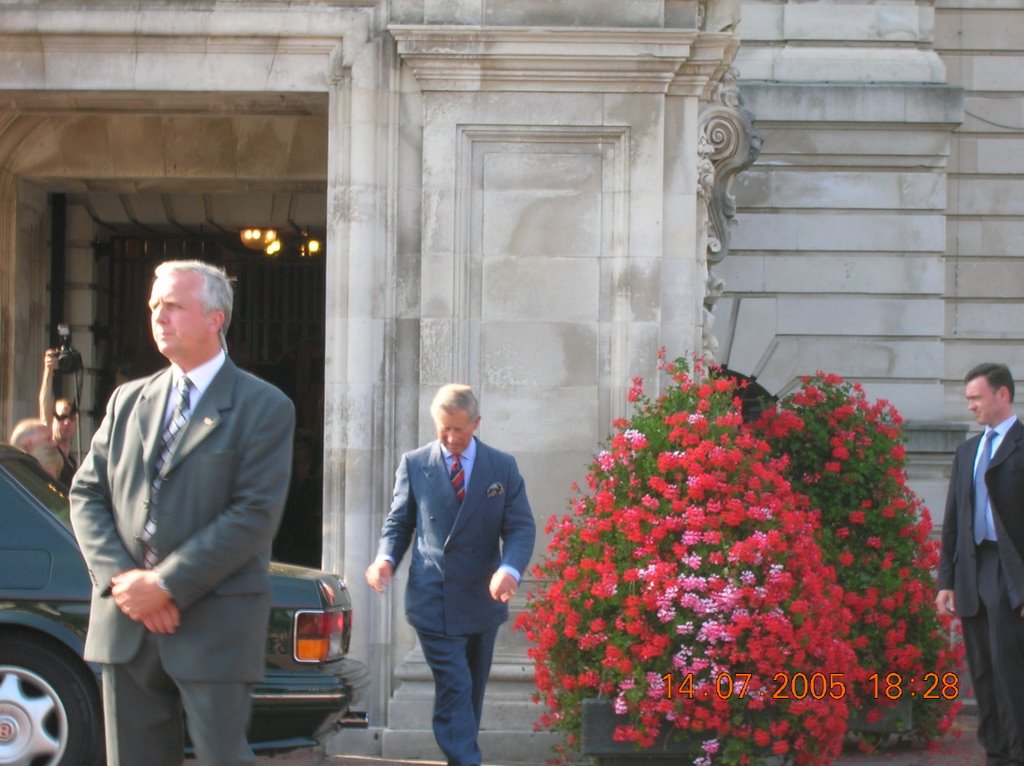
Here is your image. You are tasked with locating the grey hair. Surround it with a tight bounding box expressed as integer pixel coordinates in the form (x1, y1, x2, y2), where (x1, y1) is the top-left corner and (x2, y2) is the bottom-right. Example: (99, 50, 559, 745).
(154, 260, 234, 349)
(430, 384, 479, 421)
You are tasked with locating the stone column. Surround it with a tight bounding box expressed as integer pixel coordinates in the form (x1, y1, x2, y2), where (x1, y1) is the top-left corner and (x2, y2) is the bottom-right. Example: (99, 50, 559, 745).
(0, 161, 49, 432)
(319, 19, 403, 742)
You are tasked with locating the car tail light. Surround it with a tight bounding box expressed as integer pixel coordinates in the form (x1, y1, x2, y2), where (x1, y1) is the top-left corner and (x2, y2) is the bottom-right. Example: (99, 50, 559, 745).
(294, 608, 350, 662)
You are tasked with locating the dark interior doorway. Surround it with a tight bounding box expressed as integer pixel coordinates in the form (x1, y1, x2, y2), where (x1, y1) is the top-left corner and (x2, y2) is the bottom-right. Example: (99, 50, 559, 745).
(92, 237, 326, 567)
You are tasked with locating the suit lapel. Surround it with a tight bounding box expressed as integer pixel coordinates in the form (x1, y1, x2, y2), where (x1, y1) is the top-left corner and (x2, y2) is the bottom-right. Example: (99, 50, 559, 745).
(989, 419, 1023, 471)
(424, 442, 461, 523)
(161, 359, 236, 476)
(137, 369, 174, 479)
(961, 434, 982, 485)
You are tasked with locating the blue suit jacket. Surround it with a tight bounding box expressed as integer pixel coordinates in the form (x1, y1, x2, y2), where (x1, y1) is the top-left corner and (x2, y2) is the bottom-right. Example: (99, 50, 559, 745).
(377, 437, 536, 635)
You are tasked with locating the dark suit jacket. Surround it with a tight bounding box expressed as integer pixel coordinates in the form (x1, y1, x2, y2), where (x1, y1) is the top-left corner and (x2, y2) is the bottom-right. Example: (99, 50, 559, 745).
(70, 358, 295, 682)
(938, 419, 1024, 616)
(377, 437, 536, 635)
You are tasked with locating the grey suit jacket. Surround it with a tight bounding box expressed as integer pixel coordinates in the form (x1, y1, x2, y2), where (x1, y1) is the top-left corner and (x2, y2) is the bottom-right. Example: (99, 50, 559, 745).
(70, 358, 295, 682)
(377, 437, 536, 635)
(938, 419, 1024, 616)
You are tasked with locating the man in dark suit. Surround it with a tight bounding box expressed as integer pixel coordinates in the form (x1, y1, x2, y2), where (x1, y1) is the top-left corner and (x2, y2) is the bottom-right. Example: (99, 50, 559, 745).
(366, 384, 536, 766)
(71, 260, 295, 766)
(937, 362, 1024, 766)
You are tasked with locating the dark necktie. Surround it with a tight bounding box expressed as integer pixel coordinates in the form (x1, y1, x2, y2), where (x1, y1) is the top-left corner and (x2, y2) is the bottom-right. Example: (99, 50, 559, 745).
(973, 430, 998, 545)
(450, 453, 465, 503)
(141, 375, 192, 568)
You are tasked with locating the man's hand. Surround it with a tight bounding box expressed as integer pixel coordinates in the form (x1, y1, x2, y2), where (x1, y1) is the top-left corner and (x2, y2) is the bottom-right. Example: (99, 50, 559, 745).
(141, 603, 182, 634)
(935, 588, 957, 617)
(111, 569, 178, 632)
(365, 559, 394, 593)
(489, 570, 518, 603)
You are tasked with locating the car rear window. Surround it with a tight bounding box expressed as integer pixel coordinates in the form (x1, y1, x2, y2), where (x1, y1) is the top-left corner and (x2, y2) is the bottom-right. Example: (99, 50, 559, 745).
(1, 457, 72, 528)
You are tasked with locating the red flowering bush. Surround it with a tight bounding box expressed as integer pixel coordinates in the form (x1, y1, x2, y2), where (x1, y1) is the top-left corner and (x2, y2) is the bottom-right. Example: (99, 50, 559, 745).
(753, 373, 962, 747)
(518, 358, 855, 765)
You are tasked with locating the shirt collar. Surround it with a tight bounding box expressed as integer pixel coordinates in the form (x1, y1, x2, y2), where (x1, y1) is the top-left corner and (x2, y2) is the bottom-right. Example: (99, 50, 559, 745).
(441, 436, 477, 464)
(986, 414, 1018, 439)
(172, 349, 226, 399)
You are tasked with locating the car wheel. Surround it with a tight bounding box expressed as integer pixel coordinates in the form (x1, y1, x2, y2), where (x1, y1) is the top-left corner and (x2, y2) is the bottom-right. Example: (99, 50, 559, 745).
(0, 635, 104, 766)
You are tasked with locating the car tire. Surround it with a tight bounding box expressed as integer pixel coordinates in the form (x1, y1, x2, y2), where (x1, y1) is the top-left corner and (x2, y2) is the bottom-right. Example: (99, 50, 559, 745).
(0, 634, 104, 766)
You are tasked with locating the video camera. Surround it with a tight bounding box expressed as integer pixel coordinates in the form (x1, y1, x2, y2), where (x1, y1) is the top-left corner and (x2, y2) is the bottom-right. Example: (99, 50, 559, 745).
(56, 323, 83, 374)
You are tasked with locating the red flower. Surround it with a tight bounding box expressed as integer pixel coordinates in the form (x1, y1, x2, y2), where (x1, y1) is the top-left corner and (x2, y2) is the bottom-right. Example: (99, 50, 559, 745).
(520, 359, 855, 764)
(753, 371, 962, 747)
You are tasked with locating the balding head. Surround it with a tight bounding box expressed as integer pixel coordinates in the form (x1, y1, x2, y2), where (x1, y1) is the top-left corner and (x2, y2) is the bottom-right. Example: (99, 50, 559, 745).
(10, 418, 52, 454)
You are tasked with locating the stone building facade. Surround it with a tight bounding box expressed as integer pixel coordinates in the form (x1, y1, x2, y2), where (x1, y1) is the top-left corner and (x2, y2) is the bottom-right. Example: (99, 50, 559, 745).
(0, 0, 1020, 761)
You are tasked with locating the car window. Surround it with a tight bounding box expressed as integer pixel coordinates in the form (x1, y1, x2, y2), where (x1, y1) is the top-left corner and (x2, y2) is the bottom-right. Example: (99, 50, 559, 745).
(1, 458, 72, 527)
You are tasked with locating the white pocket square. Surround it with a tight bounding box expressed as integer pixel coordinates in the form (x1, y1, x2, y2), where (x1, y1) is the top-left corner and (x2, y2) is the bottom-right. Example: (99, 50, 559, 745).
(486, 483, 504, 497)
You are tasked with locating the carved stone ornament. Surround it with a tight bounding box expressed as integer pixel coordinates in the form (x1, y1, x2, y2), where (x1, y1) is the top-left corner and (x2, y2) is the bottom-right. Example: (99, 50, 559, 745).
(698, 67, 762, 266)
(698, 66, 762, 359)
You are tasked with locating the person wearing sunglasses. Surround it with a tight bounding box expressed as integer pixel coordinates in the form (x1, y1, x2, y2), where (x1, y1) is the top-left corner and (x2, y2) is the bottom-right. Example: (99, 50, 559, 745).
(40, 348, 80, 485)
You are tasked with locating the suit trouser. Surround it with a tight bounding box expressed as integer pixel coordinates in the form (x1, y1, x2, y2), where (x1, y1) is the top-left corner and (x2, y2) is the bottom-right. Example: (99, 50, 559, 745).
(101, 631, 255, 766)
(962, 543, 1024, 766)
(416, 627, 499, 766)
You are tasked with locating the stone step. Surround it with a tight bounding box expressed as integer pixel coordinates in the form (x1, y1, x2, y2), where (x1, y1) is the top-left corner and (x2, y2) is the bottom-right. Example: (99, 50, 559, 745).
(380, 728, 564, 765)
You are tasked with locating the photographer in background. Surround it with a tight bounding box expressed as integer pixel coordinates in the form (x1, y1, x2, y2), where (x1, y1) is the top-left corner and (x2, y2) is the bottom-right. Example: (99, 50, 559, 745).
(40, 325, 83, 485)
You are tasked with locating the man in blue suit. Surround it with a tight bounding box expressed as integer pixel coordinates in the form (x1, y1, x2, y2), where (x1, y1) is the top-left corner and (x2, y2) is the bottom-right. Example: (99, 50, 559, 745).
(366, 384, 536, 766)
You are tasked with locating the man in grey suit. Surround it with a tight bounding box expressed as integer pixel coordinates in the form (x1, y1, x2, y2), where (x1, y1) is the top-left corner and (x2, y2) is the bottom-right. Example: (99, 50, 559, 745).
(366, 384, 536, 766)
(71, 260, 295, 766)
(937, 362, 1024, 765)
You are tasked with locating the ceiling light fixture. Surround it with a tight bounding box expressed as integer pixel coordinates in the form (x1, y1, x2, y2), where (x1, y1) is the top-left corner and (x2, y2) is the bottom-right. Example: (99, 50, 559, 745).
(240, 228, 279, 251)
(300, 238, 322, 257)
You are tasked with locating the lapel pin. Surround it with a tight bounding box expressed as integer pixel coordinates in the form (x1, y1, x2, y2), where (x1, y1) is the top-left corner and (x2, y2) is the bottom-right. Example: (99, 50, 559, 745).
(203, 417, 215, 426)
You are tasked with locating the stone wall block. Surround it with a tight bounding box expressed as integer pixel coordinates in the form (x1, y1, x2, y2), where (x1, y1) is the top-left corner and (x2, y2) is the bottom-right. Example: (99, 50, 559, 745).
(480, 321, 598, 388)
(732, 212, 947, 253)
(777, 296, 943, 337)
(482, 256, 600, 322)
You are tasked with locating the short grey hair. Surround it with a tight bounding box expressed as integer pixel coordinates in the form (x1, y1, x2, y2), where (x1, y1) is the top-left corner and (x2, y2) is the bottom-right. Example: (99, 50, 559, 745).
(430, 384, 479, 421)
(154, 260, 235, 348)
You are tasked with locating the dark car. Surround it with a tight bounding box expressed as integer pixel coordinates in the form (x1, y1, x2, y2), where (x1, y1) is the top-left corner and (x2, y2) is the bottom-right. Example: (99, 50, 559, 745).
(0, 445, 367, 766)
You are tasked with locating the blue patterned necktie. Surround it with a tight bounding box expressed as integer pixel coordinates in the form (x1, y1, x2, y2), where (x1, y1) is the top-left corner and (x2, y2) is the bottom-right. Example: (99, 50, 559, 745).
(141, 375, 192, 568)
(450, 453, 465, 503)
(973, 430, 998, 545)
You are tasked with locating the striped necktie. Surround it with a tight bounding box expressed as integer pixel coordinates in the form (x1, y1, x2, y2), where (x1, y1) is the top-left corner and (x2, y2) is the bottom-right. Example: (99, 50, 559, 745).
(141, 375, 192, 568)
(449, 453, 465, 503)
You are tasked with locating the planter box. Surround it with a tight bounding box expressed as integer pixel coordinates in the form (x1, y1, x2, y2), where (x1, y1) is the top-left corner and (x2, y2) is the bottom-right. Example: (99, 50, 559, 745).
(581, 699, 699, 764)
(580, 699, 788, 766)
